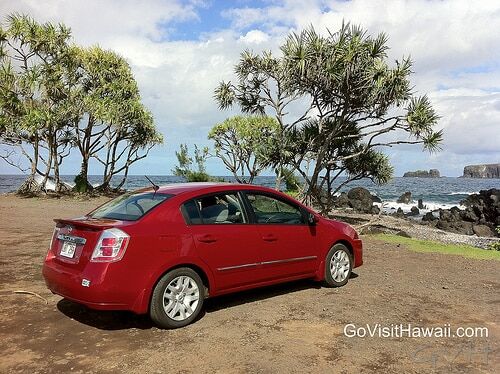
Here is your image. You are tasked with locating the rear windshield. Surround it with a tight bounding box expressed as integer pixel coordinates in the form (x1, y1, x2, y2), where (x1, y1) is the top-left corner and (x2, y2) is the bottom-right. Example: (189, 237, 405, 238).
(90, 192, 173, 221)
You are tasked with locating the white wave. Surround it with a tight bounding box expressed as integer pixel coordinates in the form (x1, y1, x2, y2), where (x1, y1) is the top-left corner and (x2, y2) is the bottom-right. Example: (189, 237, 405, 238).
(447, 191, 478, 195)
(375, 200, 464, 215)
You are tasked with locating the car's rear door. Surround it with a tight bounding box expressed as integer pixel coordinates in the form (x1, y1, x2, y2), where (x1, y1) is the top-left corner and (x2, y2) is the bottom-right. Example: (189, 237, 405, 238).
(242, 191, 318, 281)
(182, 191, 265, 292)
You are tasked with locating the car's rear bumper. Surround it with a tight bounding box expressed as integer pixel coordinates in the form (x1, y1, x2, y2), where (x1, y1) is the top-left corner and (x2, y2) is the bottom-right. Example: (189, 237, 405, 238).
(42, 258, 146, 313)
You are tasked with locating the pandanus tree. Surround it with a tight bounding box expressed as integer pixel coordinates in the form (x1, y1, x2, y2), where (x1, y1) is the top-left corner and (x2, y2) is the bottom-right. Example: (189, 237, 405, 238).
(0, 14, 76, 192)
(214, 23, 442, 212)
(73, 46, 162, 192)
(0, 14, 163, 194)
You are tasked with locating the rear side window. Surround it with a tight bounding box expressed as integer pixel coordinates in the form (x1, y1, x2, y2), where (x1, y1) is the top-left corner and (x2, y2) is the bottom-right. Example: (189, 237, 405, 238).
(181, 193, 246, 225)
(181, 200, 202, 224)
(90, 192, 173, 221)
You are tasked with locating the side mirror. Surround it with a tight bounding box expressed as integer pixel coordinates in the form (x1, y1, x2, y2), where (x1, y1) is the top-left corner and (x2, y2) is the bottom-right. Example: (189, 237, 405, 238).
(307, 212, 318, 225)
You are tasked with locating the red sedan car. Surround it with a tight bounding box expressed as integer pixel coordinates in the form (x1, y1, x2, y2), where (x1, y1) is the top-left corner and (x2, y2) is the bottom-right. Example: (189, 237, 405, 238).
(43, 183, 363, 328)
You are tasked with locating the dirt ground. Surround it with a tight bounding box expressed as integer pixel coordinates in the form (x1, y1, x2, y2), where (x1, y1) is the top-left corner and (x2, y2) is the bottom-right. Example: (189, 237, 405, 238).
(0, 194, 498, 373)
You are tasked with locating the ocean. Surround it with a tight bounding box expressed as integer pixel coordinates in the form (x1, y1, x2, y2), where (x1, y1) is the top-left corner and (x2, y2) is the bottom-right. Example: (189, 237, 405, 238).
(1, 174, 499, 215)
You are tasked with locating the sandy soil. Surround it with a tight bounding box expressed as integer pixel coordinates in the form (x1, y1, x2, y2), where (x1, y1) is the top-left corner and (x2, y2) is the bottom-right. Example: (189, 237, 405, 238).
(0, 194, 498, 373)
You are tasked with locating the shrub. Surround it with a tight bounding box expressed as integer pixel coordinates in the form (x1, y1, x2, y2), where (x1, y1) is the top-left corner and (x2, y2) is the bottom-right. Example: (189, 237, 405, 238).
(488, 226, 500, 251)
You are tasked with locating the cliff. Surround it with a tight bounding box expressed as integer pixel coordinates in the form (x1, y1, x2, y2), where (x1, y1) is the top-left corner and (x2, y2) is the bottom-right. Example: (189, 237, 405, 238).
(463, 164, 500, 178)
(403, 169, 440, 178)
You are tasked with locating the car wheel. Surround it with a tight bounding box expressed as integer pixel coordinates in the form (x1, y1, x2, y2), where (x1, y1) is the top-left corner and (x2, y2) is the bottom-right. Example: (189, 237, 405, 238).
(150, 267, 204, 329)
(323, 243, 353, 287)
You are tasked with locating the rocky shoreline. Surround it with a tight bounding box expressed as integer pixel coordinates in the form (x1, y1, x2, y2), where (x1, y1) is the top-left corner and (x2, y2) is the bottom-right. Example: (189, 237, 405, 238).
(332, 187, 500, 248)
(331, 210, 499, 249)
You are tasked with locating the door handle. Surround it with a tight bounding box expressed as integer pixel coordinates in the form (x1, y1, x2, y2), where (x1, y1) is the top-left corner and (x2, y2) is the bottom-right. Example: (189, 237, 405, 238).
(262, 234, 278, 242)
(197, 234, 217, 243)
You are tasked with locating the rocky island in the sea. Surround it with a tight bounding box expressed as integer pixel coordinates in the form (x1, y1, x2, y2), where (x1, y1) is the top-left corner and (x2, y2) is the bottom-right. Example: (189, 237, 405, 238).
(463, 163, 500, 178)
(403, 169, 440, 178)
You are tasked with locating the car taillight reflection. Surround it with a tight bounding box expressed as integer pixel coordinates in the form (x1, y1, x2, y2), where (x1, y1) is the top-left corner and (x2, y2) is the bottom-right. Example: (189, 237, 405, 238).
(91, 228, 130, 262)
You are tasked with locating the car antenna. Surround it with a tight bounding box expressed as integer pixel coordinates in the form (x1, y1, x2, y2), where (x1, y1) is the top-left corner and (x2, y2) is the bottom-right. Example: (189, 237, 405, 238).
(145, 175, 159, 195)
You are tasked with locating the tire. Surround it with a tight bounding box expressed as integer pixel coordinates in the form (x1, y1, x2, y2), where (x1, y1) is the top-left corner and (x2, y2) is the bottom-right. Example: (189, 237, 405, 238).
(323, 243, 353, 287)
(150, 267, 205, 329)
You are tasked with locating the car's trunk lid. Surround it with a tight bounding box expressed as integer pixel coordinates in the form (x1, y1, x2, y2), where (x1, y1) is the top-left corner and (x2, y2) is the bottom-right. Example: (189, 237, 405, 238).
(51, 217, 126, 269)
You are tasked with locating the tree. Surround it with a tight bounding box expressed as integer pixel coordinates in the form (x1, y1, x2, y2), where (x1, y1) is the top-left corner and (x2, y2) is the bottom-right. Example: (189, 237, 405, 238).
(172, 143, 212, 182)
(0, 14, 76, 192)
(214, 24, 441, 212)
(0, 14, 163, 194)
(208, 115, 279, 184)
(74, 46, 162, 192)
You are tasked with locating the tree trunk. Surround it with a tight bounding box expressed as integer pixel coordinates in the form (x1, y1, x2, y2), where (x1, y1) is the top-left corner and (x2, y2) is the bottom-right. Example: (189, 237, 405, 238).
(40, 135, 53, 192)
(31, 136, 39, 178)
(274, 167, 283, 190)
(75, 116, 95, 192)
(74, 158, 93, 192)
(52, 138, 61, 192)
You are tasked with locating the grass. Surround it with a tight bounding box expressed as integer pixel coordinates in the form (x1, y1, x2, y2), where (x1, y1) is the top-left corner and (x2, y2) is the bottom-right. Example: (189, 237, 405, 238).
(373, 234, 500, 261)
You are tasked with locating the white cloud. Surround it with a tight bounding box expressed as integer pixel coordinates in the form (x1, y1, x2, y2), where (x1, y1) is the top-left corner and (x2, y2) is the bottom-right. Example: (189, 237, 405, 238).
(0, 0, 200, 44)
(239, 30, 270, 44)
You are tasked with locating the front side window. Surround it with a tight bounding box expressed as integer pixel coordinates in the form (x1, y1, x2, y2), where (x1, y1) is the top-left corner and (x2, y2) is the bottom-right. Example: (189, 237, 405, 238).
(90, 192, 173, 221)
(181, 193, 246, 224)
(246, 193, 304, 224)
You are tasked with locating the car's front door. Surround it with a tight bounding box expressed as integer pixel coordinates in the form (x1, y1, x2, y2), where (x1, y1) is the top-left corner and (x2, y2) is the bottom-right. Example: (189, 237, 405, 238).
(182, 192, 265, 292)
(243, 192, 319, 281)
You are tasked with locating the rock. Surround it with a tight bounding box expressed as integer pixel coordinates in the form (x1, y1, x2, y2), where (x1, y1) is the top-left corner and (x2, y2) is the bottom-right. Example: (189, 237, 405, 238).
(436, 220, 450, 230)
(403, 169, 441, 178)
(397, 191, 412, 204)
(393, 207, 405, 218)
(439, 207, 461, 222)
(371, 205, 381, 215)
(463, 163, 500, 178)
(436, 220, 473, 235)
(462, 189, 500, 225)
(347, 187, 371, 201)
(450, 206, 462, 218)
(333, 192, 350, 208)
(396, 230, 411, 238)
(347, 187, 374, 213)
(460, 208, 479, 222)
(430, 191, 500, 236)
(422, 212, 437, 221)
(408, 206, 420, 216)
(418, 199, 425, 209)
(472, 224, 495, 237)
(371, 194, 382, 203)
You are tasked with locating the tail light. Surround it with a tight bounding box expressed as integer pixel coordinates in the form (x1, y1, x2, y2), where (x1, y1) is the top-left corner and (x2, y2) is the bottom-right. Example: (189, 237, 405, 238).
(49, 227, 60, 249)
(91, 228, 130, 262)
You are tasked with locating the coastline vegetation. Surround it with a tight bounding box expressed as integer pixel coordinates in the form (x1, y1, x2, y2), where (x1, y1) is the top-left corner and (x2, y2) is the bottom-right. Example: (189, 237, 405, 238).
(1, 16, 443, 206)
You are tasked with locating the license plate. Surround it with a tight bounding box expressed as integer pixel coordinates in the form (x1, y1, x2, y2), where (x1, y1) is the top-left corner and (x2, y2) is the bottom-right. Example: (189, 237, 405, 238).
(60, 241, 77, 258)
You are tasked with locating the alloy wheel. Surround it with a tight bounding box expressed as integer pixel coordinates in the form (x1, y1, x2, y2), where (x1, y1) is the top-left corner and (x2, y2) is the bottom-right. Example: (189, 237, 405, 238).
(162, 275, 200, 321)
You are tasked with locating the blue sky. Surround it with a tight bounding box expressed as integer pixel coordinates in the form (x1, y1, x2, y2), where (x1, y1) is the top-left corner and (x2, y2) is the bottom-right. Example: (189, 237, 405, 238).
(1, 0, 499, 177)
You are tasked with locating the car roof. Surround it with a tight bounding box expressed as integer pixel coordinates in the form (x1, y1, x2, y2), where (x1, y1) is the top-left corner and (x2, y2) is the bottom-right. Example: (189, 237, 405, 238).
(137, 182, 274, 196)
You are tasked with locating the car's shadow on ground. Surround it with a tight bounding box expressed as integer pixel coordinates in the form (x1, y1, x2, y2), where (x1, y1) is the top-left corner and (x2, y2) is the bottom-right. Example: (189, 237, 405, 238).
(204, 272, 358, 313)
(57, 273, 358, 330)
(57, 299, 155, 330)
